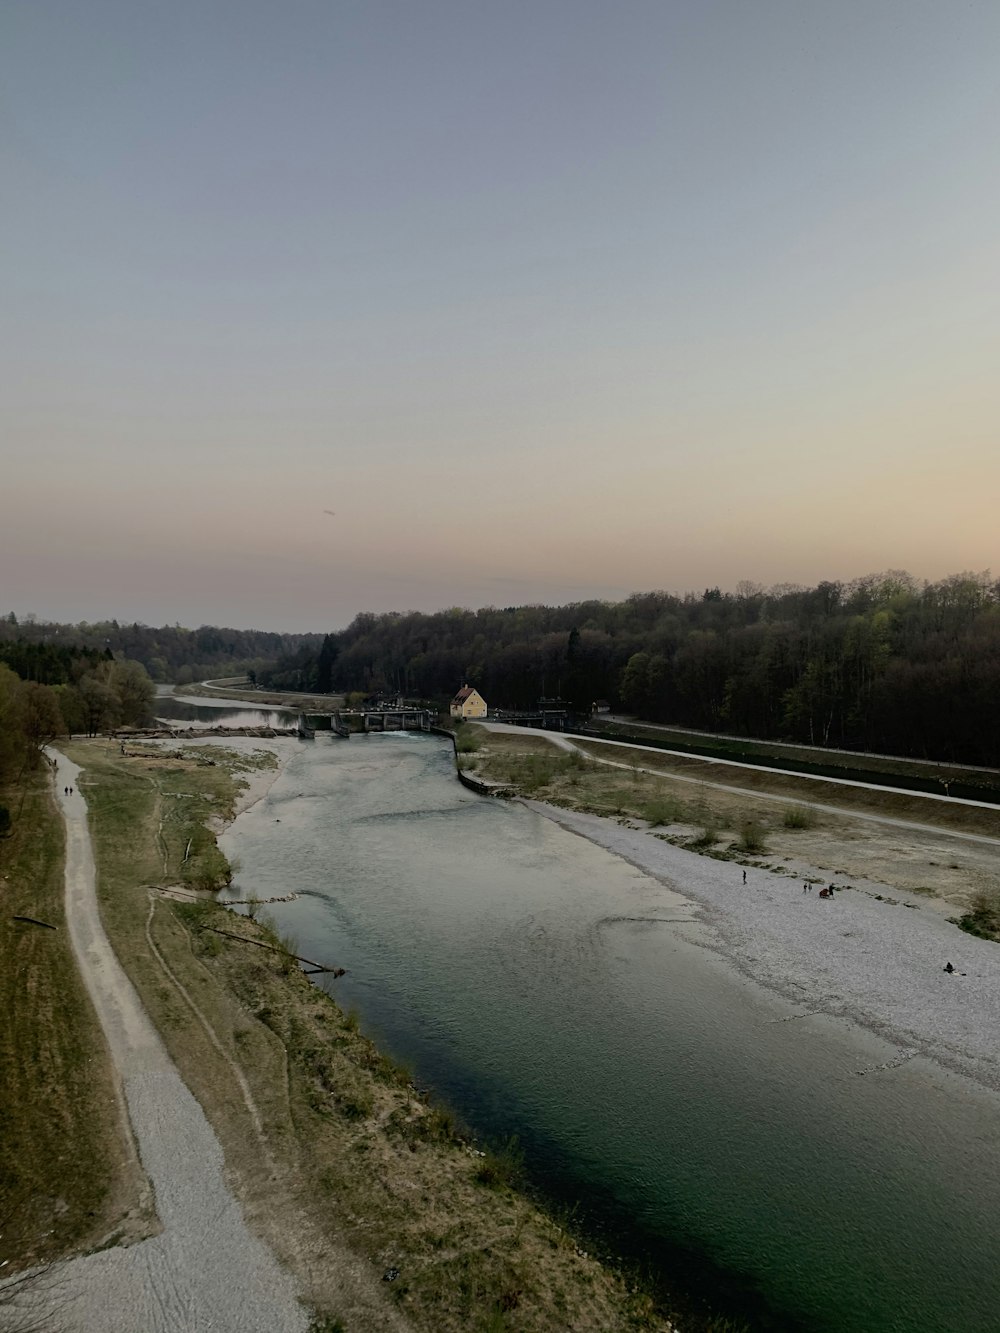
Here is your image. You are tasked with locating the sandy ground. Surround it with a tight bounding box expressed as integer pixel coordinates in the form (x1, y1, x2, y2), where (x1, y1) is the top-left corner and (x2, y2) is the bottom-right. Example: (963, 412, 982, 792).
(10, 751, 310, 1333)
(209, 738, 291, 832)
(527, 801, 1000, 1095)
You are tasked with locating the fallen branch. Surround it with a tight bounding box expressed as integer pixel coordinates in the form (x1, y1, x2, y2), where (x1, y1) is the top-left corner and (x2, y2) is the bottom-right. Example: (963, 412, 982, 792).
(200, 924, 345, 976)
(12, 915, 57, 930)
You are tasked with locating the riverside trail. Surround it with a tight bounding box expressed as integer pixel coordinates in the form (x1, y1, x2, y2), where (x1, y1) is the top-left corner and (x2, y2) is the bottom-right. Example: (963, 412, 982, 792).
(10, 751, 310, 1333)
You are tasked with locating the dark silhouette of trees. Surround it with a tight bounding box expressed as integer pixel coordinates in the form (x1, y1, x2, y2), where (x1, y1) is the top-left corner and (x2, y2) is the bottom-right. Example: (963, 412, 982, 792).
(0, 617, 322, 685)
(6, 572, 997, 766)
(260, 570, 998, 765)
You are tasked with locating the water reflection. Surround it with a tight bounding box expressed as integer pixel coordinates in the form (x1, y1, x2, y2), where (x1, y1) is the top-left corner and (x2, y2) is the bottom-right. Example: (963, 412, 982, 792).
(156, 695, 299, 730)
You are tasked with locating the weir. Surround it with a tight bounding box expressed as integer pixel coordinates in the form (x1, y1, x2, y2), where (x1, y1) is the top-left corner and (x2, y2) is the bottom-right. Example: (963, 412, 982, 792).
(357, 708, 433, 732)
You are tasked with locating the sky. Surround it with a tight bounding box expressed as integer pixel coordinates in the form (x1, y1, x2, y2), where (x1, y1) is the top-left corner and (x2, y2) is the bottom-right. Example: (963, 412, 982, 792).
(3, 0, 999, 630)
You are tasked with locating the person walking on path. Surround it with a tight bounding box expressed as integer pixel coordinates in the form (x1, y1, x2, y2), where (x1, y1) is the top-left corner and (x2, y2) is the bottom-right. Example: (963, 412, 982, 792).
(742, 869, 747, 885)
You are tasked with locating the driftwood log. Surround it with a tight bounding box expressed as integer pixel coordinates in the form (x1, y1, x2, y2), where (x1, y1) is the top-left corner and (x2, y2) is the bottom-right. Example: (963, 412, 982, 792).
(200, 924, 344, 977)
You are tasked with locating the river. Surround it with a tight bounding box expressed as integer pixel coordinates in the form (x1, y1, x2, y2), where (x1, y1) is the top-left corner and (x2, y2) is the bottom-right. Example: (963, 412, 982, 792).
(180, 716, 1000, 1332)
(155, 693, 300, 731)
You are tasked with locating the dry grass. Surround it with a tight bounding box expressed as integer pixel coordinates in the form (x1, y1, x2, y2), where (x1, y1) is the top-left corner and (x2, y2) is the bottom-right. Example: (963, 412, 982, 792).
(570, 740, 1000, 838)
(470, 728, 1000, 915)
(0, 770, 146, 1270)
(591, 720, 1000, 790)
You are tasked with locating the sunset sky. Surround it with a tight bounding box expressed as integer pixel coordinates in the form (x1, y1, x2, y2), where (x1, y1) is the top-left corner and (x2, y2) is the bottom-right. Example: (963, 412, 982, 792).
(4, 0, 999, 630)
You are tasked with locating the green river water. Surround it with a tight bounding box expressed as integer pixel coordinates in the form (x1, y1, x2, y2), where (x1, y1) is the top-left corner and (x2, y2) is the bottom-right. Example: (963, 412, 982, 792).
(216, 730, 1000, 1332)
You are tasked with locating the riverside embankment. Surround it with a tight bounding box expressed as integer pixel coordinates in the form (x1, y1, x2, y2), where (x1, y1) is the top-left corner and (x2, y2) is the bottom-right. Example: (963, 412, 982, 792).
(18, 732, 668, 1333)
(218, 727, 1000, 1333)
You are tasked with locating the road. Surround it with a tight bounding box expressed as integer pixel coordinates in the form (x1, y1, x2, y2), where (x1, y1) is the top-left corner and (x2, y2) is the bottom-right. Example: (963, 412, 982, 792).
(600, 714, 1000, 775)
(481, 723, 1000, 849)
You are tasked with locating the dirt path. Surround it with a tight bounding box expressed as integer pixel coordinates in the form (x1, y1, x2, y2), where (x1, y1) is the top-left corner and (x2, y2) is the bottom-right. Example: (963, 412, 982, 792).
(29, 751, 309, 1333)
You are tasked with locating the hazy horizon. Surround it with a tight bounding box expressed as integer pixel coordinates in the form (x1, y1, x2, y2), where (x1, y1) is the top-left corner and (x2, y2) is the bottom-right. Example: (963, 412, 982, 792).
(4, 1, 998, 631)
(4, 561, 994, 637)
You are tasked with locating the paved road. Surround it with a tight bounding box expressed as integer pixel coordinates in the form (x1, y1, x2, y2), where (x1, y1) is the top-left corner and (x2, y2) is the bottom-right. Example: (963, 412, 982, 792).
(600, 714, 1000, 775)
(26, 750, 309, 1333)
(481, 724, 1000, 849)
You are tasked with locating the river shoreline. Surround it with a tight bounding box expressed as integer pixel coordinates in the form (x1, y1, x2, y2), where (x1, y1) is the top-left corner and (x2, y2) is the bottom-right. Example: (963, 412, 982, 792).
(173, 727, 1000, 1330)
(524, 799, 1000, 1098)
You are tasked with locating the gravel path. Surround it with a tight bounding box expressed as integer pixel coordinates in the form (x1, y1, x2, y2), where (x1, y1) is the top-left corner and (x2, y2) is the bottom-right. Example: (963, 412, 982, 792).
(527, 802, 1000, 1094)
(30, 750, 309, 1333)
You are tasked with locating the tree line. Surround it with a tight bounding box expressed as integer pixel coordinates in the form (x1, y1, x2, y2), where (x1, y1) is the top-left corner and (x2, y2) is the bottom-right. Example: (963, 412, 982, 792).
(0, 649, 157, 834)
(0, 613, 322, 685)
(260, 571, 1000, 765)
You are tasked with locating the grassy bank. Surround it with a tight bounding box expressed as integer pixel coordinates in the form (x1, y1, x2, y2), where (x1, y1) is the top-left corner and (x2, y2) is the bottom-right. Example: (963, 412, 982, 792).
(0, 769, 145, 1269)
(590, 719, 1000, 794)
(463, 728, 1000, 915)
(570, 739, 1000, 839)
(61, 739, 682, 1333)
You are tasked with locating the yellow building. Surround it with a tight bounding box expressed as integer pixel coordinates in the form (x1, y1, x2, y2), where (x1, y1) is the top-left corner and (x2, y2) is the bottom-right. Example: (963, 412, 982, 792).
(450, 684, 488, 719)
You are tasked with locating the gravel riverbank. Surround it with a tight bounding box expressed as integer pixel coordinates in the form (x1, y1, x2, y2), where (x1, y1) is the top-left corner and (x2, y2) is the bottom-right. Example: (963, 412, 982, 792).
(527, 802, 1000, 1095)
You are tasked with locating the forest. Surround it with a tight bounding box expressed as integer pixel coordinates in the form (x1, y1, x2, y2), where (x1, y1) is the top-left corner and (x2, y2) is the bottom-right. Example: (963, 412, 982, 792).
(0, 613, 322, 685)
(261, 571, 1000, 766)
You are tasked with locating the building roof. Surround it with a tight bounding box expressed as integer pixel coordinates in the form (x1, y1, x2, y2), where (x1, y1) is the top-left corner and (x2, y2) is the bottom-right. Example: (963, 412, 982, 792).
(451, 685, 479, 703)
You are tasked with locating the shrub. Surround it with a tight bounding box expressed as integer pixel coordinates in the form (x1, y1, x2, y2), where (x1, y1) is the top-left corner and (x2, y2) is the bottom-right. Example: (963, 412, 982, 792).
(641, 798, 678, 827)
(737, 821, 767, 853)
(690, 825, 720, 849)
(783, 806, 815, 830)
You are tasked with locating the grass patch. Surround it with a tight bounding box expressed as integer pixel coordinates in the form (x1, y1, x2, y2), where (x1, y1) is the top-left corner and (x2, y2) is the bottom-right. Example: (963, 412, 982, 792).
(570, 738, 1000, 840)
(474, 1137, 524, 1191)
(951, 889, 1000, 942)
(588, 718, 1000, 794)
(782, 806, 816, 830)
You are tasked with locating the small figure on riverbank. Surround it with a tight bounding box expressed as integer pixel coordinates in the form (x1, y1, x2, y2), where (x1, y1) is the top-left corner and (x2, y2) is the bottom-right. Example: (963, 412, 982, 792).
(803, 882, 808, 893)
(944, 962, 955, 974)
(742, 870, 747, 885)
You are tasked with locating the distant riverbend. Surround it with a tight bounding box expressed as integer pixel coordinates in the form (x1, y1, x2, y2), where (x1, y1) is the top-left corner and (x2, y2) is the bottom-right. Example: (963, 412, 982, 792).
(210, 729, 1000, 1332)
